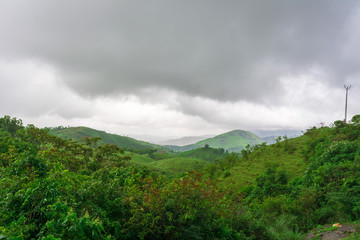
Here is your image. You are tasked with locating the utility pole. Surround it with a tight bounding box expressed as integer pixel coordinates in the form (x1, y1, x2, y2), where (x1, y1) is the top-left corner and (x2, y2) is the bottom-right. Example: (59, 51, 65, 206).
(344, 85, 351, 123)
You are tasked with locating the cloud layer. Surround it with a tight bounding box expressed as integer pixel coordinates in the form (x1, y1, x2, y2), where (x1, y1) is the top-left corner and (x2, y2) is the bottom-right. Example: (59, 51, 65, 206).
(1, 1, 360, 139)
(2, 1, 360, 100)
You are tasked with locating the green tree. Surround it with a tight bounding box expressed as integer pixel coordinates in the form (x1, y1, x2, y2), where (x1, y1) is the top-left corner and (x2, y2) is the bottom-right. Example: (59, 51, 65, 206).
(0, 115, 23, 136)
(351, 114, 360, 124)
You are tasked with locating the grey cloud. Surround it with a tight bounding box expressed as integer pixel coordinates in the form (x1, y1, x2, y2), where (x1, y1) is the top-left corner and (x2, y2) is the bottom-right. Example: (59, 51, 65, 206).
(1, 0, 359, 104)
(0, 61, 93, 119)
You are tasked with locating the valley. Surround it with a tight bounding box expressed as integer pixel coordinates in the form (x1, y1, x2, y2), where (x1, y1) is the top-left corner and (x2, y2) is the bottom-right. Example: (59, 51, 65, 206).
(1, 115, 360, 239)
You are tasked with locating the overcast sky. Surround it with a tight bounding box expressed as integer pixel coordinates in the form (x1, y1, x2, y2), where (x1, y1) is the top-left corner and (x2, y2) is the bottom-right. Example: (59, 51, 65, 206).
(1, 0, 360, 142)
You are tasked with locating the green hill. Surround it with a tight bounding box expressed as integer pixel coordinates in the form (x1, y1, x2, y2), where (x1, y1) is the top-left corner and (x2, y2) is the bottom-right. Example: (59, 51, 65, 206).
(49, 127, 224, 178)
(166, 129, 264, 152)
(4, 115, 360, 239)
(49, 126, 162, 151)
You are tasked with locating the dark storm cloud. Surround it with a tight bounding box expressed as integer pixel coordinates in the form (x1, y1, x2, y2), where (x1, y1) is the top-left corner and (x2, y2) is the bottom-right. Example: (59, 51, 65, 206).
(1, 0, 359, 103)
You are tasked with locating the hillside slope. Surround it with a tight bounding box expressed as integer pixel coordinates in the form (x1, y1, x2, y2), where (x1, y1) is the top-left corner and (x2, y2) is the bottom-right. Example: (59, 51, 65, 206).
(218, 135, 307, 189)
(49, 126, 162, 150)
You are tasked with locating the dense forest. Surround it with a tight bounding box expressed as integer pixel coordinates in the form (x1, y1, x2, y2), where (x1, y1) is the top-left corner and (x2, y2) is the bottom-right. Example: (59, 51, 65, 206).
(1, 115, 360, 239)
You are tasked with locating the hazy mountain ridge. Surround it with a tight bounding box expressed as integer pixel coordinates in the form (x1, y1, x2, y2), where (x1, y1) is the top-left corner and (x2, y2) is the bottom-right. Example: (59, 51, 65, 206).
(159, 135, 213, 146)
(253, 129, 302, 138)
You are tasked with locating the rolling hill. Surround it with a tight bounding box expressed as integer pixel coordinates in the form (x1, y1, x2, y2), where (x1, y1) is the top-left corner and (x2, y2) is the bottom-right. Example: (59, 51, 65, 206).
(165, 129, 265, 152)
(49, 126, 163, 151)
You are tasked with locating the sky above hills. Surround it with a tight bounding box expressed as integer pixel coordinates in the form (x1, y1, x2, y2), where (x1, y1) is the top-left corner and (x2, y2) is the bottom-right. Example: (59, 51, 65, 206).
(1, 0, 360, 142)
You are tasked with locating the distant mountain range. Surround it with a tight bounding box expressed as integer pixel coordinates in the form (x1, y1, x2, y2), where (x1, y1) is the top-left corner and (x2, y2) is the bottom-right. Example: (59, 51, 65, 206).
(49, 126, 300, 153)
(159, 135, 213, 146)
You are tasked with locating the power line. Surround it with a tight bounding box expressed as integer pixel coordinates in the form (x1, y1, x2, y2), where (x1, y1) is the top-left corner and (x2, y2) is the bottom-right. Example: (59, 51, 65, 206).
(350, 87, 360, 97)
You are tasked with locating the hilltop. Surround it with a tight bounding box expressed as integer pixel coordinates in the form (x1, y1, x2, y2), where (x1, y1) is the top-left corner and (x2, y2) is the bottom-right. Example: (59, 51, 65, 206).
(166, 129, 264, 152)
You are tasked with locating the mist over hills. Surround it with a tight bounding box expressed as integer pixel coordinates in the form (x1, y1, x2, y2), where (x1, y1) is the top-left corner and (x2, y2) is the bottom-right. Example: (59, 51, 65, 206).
(159, 135, 214, 146)
(252, 129, 302, 138)
(49, 126, 301, 153)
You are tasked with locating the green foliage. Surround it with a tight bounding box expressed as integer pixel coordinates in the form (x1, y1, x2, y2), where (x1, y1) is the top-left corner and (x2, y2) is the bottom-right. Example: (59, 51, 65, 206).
(241, 144, 252, 160)
(146, 157, 210, 178)
(178, 146, 227, 163)
(0, 116, 132, 239)
(334, 119, 346, 128)
(247, 167, 289, 201)
(3, 115, 360, 239)
(0, 115, 24, 137)
(1, 116, 270, 239)
(351, 114, 360, 124)
(219, 135, 306, 189)
(242, 119, 360, 236)
(203, 153, 241, 179)
(39, 202, 107, 240)
(122, 171, 270, 239)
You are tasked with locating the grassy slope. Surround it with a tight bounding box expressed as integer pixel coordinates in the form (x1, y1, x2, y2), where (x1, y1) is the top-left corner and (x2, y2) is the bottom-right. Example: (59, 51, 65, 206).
(49, 126, 161, 150)
(140, 134, 307, 184)
(124, 151, 156, 164)
(219, 135, 308, 189)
